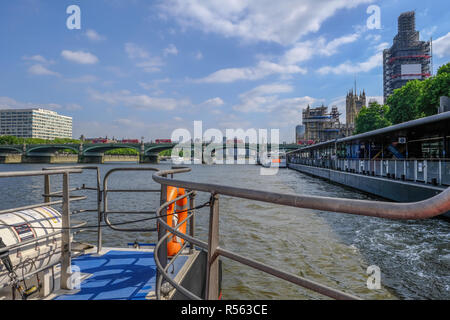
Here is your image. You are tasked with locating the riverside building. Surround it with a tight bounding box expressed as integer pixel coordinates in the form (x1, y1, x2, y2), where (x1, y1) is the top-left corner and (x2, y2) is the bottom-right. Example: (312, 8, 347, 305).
(0, 108, 72, 139)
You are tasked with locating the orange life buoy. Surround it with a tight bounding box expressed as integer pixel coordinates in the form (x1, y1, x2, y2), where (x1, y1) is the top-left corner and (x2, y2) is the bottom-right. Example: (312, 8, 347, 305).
(166, 186, 188, 256)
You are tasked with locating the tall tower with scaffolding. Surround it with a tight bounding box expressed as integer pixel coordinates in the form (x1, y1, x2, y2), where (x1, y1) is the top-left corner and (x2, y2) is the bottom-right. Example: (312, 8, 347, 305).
(383, 11, 431, 102)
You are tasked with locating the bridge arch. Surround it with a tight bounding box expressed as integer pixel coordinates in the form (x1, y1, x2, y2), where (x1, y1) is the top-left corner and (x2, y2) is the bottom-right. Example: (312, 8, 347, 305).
(82, 144, 141, 155)
(144, 144, 176, 155)
(0, 146, 23, 154)
(26, 145, 80, 155)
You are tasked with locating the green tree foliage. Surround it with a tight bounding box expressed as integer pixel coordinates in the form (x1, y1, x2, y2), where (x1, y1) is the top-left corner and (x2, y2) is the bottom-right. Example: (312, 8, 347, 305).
(386, 62, 450, 124)
(417, 65, 450, 116)
(159, 149, 184, 157)
(0, 135, 80, 145)
(386, 79, 423, 124)
(104, 148, 139, 155)
(355, 101, 391, 134)
(437, 62, 450, 76)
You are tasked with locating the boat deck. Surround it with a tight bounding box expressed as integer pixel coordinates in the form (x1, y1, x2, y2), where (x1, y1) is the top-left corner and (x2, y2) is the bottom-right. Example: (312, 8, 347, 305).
(53, 247, 189, 300)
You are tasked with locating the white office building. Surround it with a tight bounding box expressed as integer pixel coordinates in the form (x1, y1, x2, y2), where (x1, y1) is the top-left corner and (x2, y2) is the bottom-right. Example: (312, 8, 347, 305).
(0, 108, 72, 140)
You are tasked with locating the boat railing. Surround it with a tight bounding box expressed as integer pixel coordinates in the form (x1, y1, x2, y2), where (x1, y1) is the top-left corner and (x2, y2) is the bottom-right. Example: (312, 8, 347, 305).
(102, 167, 162, 247)
(0, 169, 85, 290)
(43, 166, 103, 252)
(152, 167, 450, 300)
(44, 166, 164, 253)
(288, 157, 450, 186)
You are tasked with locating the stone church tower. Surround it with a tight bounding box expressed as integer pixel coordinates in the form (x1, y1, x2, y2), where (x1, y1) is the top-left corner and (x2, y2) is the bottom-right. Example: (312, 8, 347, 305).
(345, 89, 366, 135)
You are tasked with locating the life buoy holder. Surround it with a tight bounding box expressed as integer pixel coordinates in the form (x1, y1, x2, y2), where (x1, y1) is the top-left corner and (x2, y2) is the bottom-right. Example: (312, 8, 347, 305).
(166, 186, 188, 257)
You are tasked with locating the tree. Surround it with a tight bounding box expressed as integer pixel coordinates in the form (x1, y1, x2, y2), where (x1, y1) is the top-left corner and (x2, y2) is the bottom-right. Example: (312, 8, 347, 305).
(417, 71, 450, 116)
(437, 62, 450, 76)
(386, 80, 423, 124)
(385, 63, 450, 124)
(355, 101, 391, 134)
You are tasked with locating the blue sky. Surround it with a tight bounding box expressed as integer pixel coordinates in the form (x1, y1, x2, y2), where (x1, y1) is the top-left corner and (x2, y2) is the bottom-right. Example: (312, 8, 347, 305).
(0, 0, 449, 142)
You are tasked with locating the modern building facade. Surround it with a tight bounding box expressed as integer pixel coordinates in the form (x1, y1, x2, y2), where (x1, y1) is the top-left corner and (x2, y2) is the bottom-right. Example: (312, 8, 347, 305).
(302, 105, 342, 143)
(383, 11, 431, 102)
(295, 125, 306, 145)
(0, 108, 72, 140)
(345, 89, 366, 136)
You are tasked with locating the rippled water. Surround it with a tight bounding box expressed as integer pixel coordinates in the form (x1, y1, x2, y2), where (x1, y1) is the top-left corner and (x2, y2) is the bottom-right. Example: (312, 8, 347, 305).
(0, 163, 448, 299)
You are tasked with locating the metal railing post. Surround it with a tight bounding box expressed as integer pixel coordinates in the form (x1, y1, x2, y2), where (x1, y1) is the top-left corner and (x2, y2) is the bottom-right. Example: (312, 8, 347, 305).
(394, 160, 397, 178)
(205, 193, 220, 300)
(189, 192, 196, 255)
(44, 175, 50, 203)
(96, 168, 102, 254)
(439, 160, 442, 185)
(414, 160, 418, 181)
(158, 175, 168, 272)
(60, 172, 72, 290)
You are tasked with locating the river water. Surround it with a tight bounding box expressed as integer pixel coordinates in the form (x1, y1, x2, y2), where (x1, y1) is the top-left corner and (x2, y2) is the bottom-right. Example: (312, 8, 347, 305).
(0, 162, 448, 300)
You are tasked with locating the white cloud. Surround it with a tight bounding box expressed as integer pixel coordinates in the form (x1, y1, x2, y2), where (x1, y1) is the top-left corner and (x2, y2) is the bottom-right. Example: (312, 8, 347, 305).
(434, 32, 450, 58)
(89, 89, 191, 111)
(164, 44, 178, 56)
(159, 0, 374, 45)
(317, 42, 389, 75)
(65, 103, 84, 111)
(125, 43, 164, 72)
(421, 26, 437, 39)
(200, 97, 224, 108)
(74, 118, 183, 141)
(195, 31, 362, 83)
(28, 64, 60, 76)
(196, 61, 306, 83)
(216, 114, 252, 130)
(0, 96, 80, 111)
(243, 83, 293, 97)
(22, 55, 54, 64)
(85, 29, 106, 41)
(233, 82, 315, 113)
(61, 50, 99, 64)
(136, 59, 164, 73)
(195, 51, 203, 60)
(125, 42, 150, 59)
(138, 78, 171, 91)
(282, 32, 362, 66)
(365, 34, 381, 42)
(105, 66, 129, 77)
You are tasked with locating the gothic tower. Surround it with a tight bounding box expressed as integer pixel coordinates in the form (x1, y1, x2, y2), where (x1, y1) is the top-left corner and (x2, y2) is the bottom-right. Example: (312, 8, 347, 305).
(345, 89, 366, 134)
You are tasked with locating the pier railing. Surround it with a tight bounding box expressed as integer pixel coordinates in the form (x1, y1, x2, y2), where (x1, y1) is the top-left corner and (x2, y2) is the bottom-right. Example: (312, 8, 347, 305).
(288, 157, 450, 186)
(152, 167, 450, 300)
(0, 169, 85, 292)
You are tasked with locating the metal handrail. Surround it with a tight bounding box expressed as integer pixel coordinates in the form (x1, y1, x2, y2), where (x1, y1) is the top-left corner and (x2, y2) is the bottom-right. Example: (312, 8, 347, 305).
(102, 167, 161, 234)
(154, 190, 200, 300)
(153, 169, 450, 220)
(0, 169, 82, 177)
(152, 167, 450, 300)
(0, 169, 83, 290)
(43, 166, 102, 252)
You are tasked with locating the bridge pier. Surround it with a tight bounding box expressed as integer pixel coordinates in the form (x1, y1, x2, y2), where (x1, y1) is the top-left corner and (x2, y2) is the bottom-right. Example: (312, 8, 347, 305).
(140, 154, 159, 164)
(22, 155, 78, 164)
(0, 154, 22, 164)
(79, 155, 104, 164)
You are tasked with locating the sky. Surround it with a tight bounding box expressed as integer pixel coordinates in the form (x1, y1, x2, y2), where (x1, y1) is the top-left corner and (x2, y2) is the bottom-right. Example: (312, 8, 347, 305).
(0, 0, 449, 142)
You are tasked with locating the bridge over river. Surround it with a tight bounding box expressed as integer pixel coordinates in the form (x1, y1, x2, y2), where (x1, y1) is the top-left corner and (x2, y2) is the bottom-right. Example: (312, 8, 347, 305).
(0, 142, 300, 164)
